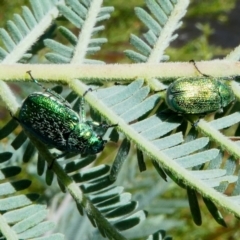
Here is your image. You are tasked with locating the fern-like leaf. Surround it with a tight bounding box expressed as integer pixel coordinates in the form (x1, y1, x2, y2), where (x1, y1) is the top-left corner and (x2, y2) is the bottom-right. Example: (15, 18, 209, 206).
(0, 150, 64, 239)
(45, 0, 114, 64)
(0, 0, 60, 64)
(125, 0, 188, 65)
(66, 78, 240, 223)
(1, 0, 240, 239)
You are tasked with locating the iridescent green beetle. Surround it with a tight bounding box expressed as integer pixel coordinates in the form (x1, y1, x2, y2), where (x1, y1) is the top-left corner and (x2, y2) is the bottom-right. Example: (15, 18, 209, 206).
(15, 71, 116, 160)
(166, 62, 235, 115)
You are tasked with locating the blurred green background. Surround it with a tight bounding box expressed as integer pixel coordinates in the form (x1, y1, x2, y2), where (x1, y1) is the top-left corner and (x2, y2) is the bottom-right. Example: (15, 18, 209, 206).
(1, 0, 240, 63)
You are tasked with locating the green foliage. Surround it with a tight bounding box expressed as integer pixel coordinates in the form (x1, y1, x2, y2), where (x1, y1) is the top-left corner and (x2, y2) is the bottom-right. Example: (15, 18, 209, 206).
(1, 0, 240, 239)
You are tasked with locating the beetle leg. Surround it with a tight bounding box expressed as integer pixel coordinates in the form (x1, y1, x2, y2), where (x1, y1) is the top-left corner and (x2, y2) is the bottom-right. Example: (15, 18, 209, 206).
(189, 60, 209, 77)
(99, 123, 118, 129)
(26, 70, 69, 106)
(83, 88, 93, 97)
(192, 119, 200, 128)
(27, 70, 49, 91)
(156, 109, 177, 122)
(79, 88, 93, 122)
(48, 151, 70, 169)
(10, 111, 20, 123)
(191, 113, 206, 127)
